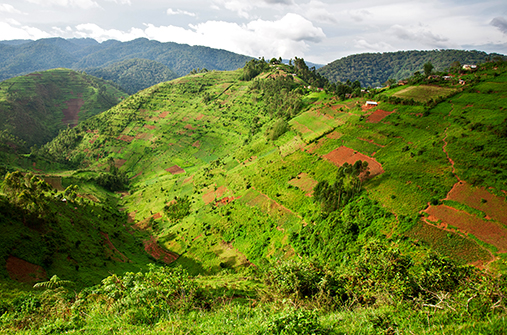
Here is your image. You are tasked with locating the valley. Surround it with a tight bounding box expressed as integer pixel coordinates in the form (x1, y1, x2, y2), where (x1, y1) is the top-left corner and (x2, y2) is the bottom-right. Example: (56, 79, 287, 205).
(0, 57, 507, 333)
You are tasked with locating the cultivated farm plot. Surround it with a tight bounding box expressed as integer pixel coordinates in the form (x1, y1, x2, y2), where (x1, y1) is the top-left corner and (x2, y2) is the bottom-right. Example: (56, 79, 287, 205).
(288, 173, 318, 196)
(322, 146, 384, 177)
(392, 85, 458, 103)
(289, 109, 343, 143)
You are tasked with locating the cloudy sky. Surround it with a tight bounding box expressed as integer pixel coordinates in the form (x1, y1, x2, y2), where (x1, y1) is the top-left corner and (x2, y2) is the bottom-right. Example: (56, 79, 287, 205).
(0, 0, 506, 64)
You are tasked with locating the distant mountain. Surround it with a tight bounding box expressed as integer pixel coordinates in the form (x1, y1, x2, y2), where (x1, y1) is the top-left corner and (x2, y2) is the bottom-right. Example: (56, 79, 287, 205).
(318, 49, 506, 87)
(0, 68, 127, 149)
(84, 58, 177, 95)
(0, 37, 254, 92)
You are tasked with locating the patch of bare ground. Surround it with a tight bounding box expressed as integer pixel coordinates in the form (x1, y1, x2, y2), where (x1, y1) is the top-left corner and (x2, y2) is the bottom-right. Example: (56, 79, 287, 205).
(100, 232, 130, 263)
(423, 205, 507, 252)
(166, 165, 185, 174)
(144, 124, 156, 130)
(43, 176, 64, 191)
(445, 182, 507, 225)
(61, 98, 84, 127)
(366, 109, 394, 123)
(143, 236, 179, 264)
(323, 146, 384, 177)
(6, 256, 46, 283)
(326, 131, 343, 139)
(117, 135, 135, 142)
(289, 173, 318, 196)
(130, 172, 142, 179)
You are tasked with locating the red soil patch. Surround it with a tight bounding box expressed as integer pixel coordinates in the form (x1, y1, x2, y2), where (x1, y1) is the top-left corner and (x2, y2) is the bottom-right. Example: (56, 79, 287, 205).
(366, 109, 394, 123)
(184, 124, 196, 130)
(323, 146, 384, 177)
(114, 159, 126, 168)
(118, 135, 135, 142)
(159, 111, 170, 118)
(192, 140, 201, 148)
(100, 232, 130, 263)
(195, 113, 205, 120)
(446, 182, 507, 225)
(166, 165, 185, 175)
(61, 98, 85, 127)
(43, 176, 64, 191)
(424, 205, 507, 252)
(183, 175, 194, 185)
(289, 173, 318, 196)
(135, 133, 153, 140)
(326, 131, 343, 139)
(127, 211, 136, 223)
(144, 124, 156, 130)
(304, 137, 327, 154)
(291, 121, 313, 134)
(6, 256, 47, 283)
(143, 236, 179, 264)
(202, 185, 229, 205)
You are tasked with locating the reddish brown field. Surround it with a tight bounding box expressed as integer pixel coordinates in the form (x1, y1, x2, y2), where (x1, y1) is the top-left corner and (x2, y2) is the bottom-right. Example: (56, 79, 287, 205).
(143, 237, 179, 264)
(446, 182, 507, 225)
(202, 185, 229, 205)
(366, 109, 394, 123)
(130, 172, 142, 179)
(144, 124, 156, 130)
(289, 173, 318, 196)
(135, 133, 153, 140)
(192, 140, 201, 148)
(323, 146, 384, 177)
(100, 232, 130, 263)
(117, 135, 135, 142)
(61, 98, 84, 127)
(6, 256, 46, 283)
(303, 137, 327, 154)
(166, 165, 185, 174)
(43, 176, 64, 191)
(326, 131, 343, 139)
(159, 111, 170, 118)
(425, 205, 507, 252)
(127, 211, 136, 223)
(114, 159, 126, 168)
(195, 113, 205, 120)
(184, 124, 196, 130)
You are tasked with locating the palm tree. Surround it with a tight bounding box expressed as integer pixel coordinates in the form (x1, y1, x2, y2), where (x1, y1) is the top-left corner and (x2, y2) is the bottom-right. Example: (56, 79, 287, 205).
(33, 275, 74, 289)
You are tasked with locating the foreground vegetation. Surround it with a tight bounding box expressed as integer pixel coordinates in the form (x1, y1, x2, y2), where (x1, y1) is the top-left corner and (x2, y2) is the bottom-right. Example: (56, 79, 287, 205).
(1, 57, 507, 333)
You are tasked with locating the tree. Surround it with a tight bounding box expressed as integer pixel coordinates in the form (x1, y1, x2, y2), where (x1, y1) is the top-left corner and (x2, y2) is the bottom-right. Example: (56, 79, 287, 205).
(424, 61, 434, 77)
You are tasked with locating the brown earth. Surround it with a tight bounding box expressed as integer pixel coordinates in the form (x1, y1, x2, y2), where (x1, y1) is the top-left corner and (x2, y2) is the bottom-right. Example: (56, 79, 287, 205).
(43, 176, 64, 191)
(130, 172, 142, 179)
(446, 182, 507, 225)
(6, 256, 47, 283)
(366, 109, 394, 123)
(159, 111, 170, 118)
(203, 185, 229, 205)
(143, 236, 179, 264)
(127, 211, 136, 223)
(100, 232, 130, 263)
(424, 205, 507, 252)
(184, 124, 196, 130)
(144, 124, 156, 130)
(118, 135, 135, 142)
(289, 173, 318, 196)
(61, 98, 84, 127)
(166, 165, 185, 174)
(192, 140, 201, 148)
(323, 146, 384, 177)
(114, 159, 126, 168)
(326, 131, 343, 139)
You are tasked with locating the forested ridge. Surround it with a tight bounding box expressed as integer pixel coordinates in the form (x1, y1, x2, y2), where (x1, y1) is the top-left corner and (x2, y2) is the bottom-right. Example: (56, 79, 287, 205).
(318, 49, 506, 87)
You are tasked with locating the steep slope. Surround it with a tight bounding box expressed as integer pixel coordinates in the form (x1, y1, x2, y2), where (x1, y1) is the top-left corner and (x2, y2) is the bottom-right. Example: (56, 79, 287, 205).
(28, 60, 507, 274)
(0, 68, 127, 149)
(84, 58, 178, 95)
(0, 37, 254, 92)
(318, 49, 505, 87)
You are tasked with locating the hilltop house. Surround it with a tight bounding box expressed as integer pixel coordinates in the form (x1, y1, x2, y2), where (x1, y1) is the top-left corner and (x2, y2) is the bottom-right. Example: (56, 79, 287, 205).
(365, 101, 378, 107)
(462, 64, 477, 70)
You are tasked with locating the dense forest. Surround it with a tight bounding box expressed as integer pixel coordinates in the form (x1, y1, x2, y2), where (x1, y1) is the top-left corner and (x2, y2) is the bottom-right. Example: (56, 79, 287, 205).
(318, 49, 506, 87)
(84, 58, 177, 95)
(0, 37, 253, 92)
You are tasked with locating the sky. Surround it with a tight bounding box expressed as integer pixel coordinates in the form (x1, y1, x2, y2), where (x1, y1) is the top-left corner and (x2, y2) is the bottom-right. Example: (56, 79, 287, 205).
(0, 0, 506, 64)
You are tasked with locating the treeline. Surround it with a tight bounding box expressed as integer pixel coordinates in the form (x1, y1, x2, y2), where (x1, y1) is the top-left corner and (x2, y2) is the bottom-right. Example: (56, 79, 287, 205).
(318, 49, 506, 88)
(85, 58, 177, 94)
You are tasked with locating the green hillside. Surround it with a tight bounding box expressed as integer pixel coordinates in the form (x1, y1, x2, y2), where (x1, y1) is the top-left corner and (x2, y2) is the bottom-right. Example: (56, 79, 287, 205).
(84, 58, 178, 95)
(1, 59, 507, 333)
(0, 37, 254, 93)
(318, 49, 505, 87)
(0, 68, 127, 149)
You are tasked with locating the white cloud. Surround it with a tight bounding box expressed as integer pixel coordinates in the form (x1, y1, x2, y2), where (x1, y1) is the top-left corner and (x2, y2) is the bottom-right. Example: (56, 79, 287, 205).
(25, 0, 100, 10)
(167, 8, 196, 17)
(105, 0, 131, 4)
(390, 24, 449, 48)
(66, 13, 325, 59)
(212, 0, 295, 18)
(0, 4, 25, 14)
(354, 39, 393, 52)
(491, 17, 507, 34)
(0, 22, 51, 40)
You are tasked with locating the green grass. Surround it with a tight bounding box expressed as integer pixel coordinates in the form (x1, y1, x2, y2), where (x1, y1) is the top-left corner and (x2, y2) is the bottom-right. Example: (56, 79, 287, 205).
(392, 85, 459, 102)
